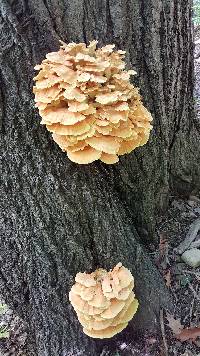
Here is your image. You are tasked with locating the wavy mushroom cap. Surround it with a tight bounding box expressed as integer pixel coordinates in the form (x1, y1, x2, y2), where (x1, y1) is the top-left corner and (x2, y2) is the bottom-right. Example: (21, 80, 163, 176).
(69, 263, 139, 338)
(33, 41, 153, 164)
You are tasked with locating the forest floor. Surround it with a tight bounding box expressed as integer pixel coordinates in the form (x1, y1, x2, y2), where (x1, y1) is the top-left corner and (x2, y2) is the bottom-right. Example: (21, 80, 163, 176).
(0, 28, 200, 356)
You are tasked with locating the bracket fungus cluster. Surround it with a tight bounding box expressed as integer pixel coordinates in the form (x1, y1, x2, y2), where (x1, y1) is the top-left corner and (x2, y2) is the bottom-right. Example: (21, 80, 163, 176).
(69, 263, 138, 338)
(33, 41, 153, 164)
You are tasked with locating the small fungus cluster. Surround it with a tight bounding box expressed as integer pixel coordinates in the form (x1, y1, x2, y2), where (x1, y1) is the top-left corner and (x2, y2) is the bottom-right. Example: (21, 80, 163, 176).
(69, 263, 138, 338)
(33, 41, 153, 164)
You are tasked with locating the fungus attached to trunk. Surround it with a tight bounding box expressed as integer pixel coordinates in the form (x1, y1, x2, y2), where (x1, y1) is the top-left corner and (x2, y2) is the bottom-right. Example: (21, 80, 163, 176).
(69, 263, 139, 338)
(33, 41, 153, 164)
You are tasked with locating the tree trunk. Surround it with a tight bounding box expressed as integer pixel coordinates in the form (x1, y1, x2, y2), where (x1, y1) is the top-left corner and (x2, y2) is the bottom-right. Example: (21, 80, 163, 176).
(0, 0, 199, 355)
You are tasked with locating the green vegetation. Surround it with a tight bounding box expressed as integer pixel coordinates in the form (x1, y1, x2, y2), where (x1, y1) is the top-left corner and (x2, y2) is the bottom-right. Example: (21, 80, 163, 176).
(0, 303, 9, 339)
(0, 326, 9, 339)
(194, 1, 200, 25)
(0, 303, 8, 314)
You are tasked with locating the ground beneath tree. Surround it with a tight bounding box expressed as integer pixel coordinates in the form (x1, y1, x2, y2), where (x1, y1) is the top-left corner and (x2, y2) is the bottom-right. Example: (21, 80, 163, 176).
(0, 28, 200, 356)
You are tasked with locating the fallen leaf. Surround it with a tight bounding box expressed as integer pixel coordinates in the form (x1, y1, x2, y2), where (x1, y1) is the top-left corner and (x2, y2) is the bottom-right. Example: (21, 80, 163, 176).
(166, 313, 183, 335)
(158, 232, 169, 270)
(164, 270, 171, 287)
(167, 314, 200, 343)
(159, 233, 168, 260)
(147, 336, 157, 345)
(176, 327, 200, 342)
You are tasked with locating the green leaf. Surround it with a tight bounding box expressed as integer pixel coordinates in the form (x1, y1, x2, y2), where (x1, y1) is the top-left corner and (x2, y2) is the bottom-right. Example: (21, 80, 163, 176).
(180, 275, 192, 287)
(193, 3, 200, 25)
(0, 303, 8, 315)
(0, 327, 9, 339)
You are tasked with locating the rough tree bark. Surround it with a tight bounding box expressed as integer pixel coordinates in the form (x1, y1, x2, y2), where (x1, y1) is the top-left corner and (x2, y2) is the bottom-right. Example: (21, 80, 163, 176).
(0, 0, 199, 355)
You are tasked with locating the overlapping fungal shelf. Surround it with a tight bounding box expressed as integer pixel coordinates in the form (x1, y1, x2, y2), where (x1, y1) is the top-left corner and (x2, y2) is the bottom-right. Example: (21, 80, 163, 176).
(33, 41, 153, 164)
(69, 263, 139, 338)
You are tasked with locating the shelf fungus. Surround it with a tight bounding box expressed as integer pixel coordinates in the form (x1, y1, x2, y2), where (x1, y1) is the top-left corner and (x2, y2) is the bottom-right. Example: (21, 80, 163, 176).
(69, 263, 139, 338)
(33, 41, 153, 164)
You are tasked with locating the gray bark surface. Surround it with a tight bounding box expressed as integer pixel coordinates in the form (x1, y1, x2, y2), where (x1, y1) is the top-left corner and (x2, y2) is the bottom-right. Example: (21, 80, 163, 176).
(0, 0, 198, 355)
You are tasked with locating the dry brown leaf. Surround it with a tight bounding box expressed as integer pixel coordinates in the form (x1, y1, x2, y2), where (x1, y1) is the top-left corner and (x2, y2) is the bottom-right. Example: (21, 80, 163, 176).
(157, 232, 169, 269)
(164, 270, 171, 287)
(176, 327, 200, 342)
(166, 313, 183, 335)
(159, 235, 168, 259)
(167, 314, 200, 343)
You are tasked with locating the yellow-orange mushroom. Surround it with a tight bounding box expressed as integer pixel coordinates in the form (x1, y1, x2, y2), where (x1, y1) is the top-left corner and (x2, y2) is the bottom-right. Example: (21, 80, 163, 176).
(69, 263, 139, 338)
(33, 41, 153, 164)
